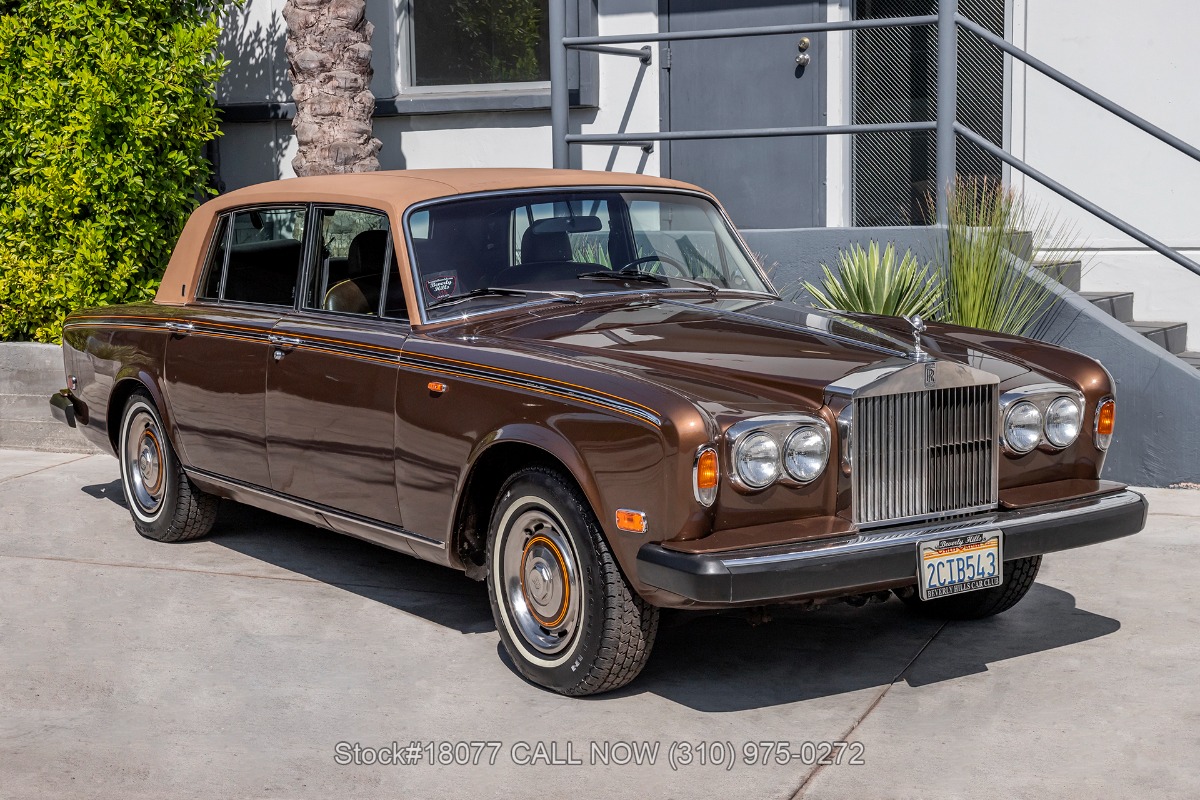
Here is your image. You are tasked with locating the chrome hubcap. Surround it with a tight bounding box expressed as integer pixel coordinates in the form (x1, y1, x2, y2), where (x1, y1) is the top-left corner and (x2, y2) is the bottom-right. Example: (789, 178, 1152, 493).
(124, 410, 165, 516)
(501, 508, 581, 656)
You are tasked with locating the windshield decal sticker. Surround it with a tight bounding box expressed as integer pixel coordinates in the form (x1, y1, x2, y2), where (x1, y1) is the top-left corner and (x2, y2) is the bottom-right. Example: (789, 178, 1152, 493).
(424, 271, 458, 300)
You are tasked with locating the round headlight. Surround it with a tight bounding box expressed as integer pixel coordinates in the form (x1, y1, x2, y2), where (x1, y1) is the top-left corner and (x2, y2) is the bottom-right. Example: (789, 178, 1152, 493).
(783, 426, 829, 483)
(1045, 396, 1082, 447)
(733, 431, 780, 489)
(1004, 401, 1042, 454)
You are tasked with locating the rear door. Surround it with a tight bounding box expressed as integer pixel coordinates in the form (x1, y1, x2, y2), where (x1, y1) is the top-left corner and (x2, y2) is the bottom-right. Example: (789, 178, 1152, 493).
(264, 206, 408, 527)
(165, 206, 307, 488)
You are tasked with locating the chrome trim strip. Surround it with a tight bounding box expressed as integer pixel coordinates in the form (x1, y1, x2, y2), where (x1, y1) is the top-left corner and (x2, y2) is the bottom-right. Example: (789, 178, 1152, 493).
(720, 489, 1142, 568)
(398, 354, 662, 427)
(184, 467, 445, 549)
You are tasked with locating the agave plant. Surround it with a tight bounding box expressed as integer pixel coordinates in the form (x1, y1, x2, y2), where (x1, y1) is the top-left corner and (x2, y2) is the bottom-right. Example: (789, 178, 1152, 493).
(804, 241, 944, 319)
(941, 177, 1079, 335)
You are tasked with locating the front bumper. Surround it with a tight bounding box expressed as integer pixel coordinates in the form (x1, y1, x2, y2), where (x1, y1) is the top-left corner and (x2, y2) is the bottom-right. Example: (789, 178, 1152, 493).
(637, 489, 1148, 604)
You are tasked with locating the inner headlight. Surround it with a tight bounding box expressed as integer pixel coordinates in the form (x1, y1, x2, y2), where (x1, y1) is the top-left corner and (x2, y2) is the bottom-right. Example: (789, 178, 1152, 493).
(1044, 396, 1082, 447)
(783, 426, 829, 482)
(733, 431, 780, 489)
(1004, 401, 1042, 454)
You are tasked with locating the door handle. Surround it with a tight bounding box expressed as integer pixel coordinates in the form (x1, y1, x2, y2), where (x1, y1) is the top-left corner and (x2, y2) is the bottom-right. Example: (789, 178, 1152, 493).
(166, 321, 194, 336)
(267, 335, 302, 346)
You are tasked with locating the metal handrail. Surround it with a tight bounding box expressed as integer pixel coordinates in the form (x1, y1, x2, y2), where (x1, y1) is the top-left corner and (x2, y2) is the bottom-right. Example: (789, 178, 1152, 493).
(548, 9, 943, 186)
(549, 0, 1200, 280)
(566, 121, 936, 146)
(955, 14, 1200, 167)
(956, 124, 1200, 277)
(562, 15, 938, 46)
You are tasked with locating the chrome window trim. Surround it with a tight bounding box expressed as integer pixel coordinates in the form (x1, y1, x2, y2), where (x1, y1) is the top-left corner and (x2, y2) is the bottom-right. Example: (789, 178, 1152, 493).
(400, 186, 779, 327)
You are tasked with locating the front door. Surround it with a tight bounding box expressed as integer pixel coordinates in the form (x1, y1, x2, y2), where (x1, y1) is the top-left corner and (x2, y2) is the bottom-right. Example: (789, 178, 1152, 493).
(264, 206, 406, 527)
(663, 0, 825, 229)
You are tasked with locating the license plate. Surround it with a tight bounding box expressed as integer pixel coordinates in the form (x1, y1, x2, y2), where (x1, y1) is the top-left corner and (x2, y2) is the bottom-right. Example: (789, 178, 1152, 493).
(917, 531, 1003, 601)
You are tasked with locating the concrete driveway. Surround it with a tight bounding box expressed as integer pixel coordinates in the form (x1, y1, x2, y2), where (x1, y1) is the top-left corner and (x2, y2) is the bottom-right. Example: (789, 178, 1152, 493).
(1, 448, 1197, 799)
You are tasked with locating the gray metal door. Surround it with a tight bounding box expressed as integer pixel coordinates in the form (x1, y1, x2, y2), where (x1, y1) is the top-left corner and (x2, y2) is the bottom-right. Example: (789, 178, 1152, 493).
(663, 0, 825, 229)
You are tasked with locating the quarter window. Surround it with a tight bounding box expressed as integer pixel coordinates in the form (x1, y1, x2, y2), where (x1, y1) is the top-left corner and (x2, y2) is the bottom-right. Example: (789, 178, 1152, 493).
(197, 215, 229, 301)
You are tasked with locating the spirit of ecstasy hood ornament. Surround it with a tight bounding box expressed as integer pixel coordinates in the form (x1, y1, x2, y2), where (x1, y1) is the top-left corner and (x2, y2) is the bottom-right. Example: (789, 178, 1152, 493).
(904, 314, 930, 361)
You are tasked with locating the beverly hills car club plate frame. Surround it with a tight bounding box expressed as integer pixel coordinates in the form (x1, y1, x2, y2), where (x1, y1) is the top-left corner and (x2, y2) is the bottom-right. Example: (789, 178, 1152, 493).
(917, 530, 1004, 601)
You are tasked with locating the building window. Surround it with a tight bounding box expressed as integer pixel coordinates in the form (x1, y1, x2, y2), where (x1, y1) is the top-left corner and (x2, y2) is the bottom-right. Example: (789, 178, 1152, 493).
(411, 0, 550, 87)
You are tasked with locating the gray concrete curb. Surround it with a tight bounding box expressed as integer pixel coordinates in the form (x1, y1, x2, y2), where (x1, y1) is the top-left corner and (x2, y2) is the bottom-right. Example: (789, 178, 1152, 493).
(0, 342, 100, 453)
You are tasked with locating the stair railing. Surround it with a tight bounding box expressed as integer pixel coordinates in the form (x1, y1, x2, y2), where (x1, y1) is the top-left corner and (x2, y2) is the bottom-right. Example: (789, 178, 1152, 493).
(548, 0, 1200, 278)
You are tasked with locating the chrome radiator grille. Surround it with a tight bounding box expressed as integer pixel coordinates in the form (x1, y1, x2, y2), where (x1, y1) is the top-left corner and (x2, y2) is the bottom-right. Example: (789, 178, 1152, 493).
(852, 385, 998, 526)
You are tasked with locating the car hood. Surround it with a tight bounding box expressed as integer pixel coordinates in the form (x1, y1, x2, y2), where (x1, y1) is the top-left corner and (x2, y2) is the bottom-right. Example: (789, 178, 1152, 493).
(463, 296, 1041, 414)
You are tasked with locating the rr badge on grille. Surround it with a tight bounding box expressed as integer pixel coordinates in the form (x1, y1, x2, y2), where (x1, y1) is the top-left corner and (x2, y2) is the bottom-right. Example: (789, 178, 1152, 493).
(924, 362, 936, 388)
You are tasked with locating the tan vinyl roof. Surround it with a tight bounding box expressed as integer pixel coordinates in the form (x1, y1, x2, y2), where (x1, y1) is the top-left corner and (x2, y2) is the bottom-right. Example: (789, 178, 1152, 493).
(155, 169, 706, 306)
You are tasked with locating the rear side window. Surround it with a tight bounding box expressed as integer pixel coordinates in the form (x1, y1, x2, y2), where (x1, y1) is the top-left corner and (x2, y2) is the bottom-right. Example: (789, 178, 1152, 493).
(207, 207, 307, 306)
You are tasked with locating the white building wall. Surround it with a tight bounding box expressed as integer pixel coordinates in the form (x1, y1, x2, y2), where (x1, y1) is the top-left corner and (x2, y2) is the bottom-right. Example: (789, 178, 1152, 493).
(215, 0, 660, 188)
(1011, 0, 1200, 349)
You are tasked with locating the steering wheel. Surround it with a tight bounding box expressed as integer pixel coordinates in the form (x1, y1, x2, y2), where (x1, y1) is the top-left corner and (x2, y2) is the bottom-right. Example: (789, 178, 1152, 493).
(618, 253, 689, 278)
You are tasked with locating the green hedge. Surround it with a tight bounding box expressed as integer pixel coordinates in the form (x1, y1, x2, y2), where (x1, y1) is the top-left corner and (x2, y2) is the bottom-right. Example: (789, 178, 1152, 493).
(0, 0, 227, 342)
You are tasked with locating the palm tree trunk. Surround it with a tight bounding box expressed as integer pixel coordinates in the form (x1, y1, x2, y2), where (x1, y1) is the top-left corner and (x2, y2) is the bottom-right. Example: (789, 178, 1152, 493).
(282, 0, 382, 176)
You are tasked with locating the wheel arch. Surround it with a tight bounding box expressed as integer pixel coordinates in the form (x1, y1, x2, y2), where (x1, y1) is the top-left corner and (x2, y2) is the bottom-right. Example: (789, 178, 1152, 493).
(106, 372, 180, 457)
(449, 425, 604, 579)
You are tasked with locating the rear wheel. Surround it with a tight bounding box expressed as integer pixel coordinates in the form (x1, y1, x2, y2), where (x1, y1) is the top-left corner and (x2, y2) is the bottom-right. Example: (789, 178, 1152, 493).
(486, 467, 658, 696)
(118, 392, 218, 542)
(897, 555, 1042, 620)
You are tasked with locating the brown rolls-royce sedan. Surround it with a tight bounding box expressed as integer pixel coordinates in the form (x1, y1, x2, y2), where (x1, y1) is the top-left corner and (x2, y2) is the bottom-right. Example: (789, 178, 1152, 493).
(50, 169, 1146, 696)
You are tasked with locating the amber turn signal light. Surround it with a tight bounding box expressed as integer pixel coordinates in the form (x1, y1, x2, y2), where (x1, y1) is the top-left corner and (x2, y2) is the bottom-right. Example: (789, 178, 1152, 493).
(427, 381, 447, 394)
(615, 509, 647, 533)
(694, 446, 718, 507)
(1095, 398, 1115, 450)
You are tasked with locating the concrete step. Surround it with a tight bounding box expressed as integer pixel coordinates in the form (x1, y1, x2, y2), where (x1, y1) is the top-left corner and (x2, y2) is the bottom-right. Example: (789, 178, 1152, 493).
(1080, 291, 1135, 323)
(1127, 321, 1189, 355)
(1178, 351, 1200, 370)
(0, 392, 101, 453)
(0, 419, 101, 453)
(1034, 260, 1082, 292)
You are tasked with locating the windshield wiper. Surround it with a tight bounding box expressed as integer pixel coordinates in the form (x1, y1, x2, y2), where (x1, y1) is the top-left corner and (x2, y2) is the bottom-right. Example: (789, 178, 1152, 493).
(577, 269, 721, 296)
(427, 286, 581, 310)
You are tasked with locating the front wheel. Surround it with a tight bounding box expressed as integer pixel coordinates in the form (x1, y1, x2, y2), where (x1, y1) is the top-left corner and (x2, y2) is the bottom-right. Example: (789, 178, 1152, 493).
(486, 467, 659, 696)
(118, 392, 218, 542)
(897, 555, 1042, 620)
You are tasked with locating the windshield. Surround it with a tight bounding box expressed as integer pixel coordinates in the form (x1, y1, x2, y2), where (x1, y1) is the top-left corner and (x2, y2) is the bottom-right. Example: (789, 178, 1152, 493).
(406, 190, 774, 320)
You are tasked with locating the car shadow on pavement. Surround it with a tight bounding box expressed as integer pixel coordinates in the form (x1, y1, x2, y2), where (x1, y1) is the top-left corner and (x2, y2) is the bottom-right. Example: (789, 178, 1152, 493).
(616, 584, 1120, 711)
(208, 501, 497, 636)
(84, 482, 1120, 710)
(82, 478, 127, 507)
